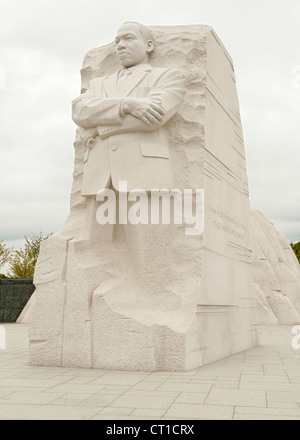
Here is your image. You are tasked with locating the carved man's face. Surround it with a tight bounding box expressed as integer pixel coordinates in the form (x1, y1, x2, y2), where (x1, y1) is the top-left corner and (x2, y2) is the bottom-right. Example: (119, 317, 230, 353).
(115, 23, 153, 68)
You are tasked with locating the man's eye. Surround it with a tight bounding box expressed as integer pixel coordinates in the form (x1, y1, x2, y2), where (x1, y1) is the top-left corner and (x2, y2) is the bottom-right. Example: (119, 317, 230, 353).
(126, 36, 134, 40)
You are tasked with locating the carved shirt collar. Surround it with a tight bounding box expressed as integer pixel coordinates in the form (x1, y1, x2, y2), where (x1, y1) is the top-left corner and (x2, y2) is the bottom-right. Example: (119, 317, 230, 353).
(118, 63, 152, 77)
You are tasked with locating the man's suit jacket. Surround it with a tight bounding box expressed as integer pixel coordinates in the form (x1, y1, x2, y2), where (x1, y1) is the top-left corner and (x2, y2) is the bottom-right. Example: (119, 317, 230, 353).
(72, 63, 186, 196)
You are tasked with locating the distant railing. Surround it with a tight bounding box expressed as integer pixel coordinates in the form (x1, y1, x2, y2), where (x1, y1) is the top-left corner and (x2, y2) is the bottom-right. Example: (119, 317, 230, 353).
(0, 279, 35, 322)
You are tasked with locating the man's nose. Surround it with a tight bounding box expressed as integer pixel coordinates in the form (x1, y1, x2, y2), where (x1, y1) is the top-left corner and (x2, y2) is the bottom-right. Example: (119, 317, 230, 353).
(117, 39, 126, 50)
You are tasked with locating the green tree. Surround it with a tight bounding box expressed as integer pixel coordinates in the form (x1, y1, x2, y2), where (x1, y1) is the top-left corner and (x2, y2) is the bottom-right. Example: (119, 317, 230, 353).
(8, 232, 52, 278)
(0, 240, 12, 277)
(291, 241, 300, 264)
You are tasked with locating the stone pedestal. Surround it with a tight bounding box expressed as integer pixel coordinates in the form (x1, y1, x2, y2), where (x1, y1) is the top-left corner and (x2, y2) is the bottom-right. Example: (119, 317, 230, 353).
(25, 25, 258, 371)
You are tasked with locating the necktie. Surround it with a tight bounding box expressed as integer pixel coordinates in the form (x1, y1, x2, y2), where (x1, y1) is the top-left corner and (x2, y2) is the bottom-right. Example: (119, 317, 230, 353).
(119, 68, 132, 77)
(117, 68, 132, 91)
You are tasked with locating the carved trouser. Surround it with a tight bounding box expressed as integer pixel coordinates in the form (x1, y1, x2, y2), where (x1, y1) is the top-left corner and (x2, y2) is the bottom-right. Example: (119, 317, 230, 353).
(83, 184, 180, 296)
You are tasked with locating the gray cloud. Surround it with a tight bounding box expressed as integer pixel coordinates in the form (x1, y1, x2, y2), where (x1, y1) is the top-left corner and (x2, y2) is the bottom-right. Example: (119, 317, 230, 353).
(0, 0, 299, 248)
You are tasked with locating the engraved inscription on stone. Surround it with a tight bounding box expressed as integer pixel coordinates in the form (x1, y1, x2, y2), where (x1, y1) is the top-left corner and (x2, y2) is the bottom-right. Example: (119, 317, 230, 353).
(209, 206, 247, 240)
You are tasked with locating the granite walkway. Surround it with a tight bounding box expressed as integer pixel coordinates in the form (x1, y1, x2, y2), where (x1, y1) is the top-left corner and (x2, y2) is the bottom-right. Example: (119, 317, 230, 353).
(0, 324, 300, 420)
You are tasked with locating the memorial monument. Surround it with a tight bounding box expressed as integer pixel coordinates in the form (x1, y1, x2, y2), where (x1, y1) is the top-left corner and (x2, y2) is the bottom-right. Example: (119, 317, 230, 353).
(27, 23, 258, 371)
(251, 208, 300, 325)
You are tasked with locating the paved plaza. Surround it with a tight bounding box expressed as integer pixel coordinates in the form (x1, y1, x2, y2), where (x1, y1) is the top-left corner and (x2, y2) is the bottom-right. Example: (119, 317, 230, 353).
(0, 324, 300, 420)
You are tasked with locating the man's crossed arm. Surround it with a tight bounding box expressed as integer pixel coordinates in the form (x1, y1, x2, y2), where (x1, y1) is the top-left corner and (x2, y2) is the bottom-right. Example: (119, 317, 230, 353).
(72, 68, 186, 141)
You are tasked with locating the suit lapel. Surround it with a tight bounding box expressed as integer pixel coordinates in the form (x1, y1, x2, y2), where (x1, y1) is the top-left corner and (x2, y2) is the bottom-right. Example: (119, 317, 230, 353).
(103, 72, 119, 97)
(103, 65, 152, 97)
(121, 66, 152, 96)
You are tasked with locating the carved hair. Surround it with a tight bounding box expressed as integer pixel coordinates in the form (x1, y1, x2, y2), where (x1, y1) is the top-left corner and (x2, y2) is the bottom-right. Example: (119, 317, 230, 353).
(122, 21, 153, 44)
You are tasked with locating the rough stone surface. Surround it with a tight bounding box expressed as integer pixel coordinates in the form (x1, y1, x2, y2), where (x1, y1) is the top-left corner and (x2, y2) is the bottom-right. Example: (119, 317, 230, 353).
(251, 208, 300, 325)
(24, 25, 258, 371)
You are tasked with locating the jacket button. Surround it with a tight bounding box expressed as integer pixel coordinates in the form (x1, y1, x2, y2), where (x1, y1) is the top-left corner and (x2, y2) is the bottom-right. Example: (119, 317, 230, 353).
(111, 145, 118, 151)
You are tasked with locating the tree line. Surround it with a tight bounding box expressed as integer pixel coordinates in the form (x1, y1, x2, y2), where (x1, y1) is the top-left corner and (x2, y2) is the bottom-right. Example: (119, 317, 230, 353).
(0, 232, 52, 278)
(291, 241, 300, 264)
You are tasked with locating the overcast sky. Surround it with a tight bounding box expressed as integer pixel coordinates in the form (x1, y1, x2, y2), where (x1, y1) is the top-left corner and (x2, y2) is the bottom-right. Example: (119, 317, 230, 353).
(0, 0, 299, 252)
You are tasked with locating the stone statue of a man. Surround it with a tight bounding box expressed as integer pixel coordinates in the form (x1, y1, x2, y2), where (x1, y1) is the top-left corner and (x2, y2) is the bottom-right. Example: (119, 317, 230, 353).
(72, 21, 186, 198)
(71, 22, 186, 295)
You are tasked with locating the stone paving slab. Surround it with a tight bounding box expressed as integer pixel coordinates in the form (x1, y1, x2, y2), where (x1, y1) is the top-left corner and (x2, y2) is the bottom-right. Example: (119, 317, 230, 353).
(0, 324, 300, 420)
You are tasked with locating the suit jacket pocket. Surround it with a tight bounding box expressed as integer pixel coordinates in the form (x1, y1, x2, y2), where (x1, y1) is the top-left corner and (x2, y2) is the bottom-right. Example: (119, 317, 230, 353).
(140, 142, 170, 159)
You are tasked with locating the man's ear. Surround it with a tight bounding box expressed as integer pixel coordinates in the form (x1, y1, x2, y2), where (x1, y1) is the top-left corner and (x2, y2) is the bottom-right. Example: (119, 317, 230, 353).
(146, 40, 154, 54)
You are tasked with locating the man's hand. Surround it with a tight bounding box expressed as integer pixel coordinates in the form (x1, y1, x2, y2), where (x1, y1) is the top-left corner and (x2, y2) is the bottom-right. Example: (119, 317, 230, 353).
(122, 97, 165, 126)
(79, 127, 99, 145)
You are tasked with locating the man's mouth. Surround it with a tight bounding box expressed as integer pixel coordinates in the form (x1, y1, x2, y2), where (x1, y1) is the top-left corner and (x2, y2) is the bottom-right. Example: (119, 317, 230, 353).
(118, 51, 130, 58)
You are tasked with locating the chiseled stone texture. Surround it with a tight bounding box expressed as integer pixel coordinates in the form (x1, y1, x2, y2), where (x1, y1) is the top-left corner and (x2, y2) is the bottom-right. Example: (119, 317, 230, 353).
(251, 208, 300, 325)
(24, 24, 258, 371)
